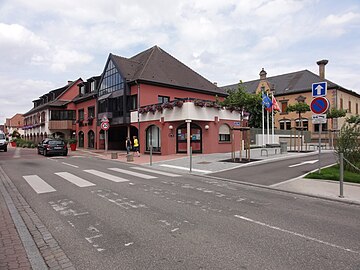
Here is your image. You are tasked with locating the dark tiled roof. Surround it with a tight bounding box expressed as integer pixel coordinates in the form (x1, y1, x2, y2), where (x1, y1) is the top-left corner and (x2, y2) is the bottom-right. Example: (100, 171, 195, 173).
(221, 70, 348, 96)
(111, 46, 226, 96)
(73, 92, 97, 103)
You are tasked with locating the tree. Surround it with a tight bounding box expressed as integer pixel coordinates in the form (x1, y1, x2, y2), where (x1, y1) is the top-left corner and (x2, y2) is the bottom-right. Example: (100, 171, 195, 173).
(335, 119, 360, 172)
(286, 102, 311, 151)
(221, 81, 262, 128)
(326, 108, 347, 148)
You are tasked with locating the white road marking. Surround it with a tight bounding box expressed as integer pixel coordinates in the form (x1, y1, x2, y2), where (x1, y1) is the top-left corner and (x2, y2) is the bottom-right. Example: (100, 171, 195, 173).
(55, 172, 95, 187)
(23, 175, 56, 194)
(131, 167, 181, 177)
(61, 162, 79, 168)
(234, 215, 360, 255)
(159, 164, 212, 173)
(84, 169, 129, 183)
(288, 160, 318, 168)
(108, 168, 157, 179)
(125, 242, 134, 247)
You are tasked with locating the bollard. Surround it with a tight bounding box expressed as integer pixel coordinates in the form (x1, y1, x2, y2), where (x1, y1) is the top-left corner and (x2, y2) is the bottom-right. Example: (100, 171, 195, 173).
(339, 153, 344, 198)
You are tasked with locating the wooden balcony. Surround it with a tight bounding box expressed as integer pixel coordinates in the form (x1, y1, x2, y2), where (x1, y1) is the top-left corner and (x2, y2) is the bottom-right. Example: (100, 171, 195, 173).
(48, 120, 75, 130)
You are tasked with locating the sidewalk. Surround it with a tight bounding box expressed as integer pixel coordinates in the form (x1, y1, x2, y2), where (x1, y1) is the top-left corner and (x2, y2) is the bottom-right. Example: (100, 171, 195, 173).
(74, 147, 360, 205)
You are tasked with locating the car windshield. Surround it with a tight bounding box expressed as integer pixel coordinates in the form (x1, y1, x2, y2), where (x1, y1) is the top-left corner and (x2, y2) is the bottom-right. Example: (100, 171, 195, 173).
(48, 140, 64, 145)
(0, 134, 5, 139)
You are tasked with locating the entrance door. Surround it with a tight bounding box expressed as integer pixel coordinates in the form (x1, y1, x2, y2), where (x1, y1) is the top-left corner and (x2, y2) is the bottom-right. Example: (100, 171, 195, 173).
(176, 123, 202, 153)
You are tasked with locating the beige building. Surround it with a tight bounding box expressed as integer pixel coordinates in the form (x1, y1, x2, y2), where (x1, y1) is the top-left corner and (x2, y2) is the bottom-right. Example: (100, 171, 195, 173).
(223, 60, 360, 142)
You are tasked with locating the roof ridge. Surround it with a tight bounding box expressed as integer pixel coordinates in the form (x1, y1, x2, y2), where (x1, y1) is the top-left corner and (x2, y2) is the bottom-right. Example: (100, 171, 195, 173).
(137, 46, 158, 79)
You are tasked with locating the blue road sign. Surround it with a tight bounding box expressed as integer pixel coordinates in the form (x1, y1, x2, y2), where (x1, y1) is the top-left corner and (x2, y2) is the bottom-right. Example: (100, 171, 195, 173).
(311, 97, 329, 114)
(312, 82, 327, 97)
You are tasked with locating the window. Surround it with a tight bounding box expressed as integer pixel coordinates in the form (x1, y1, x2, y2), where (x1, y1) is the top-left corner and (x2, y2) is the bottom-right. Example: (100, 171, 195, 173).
(88, 107, 95, 118)
(295, 118, 308, 131)
(348, 101, 352, 113)
(146, 125, 161, 152)
(78, 109, 84, 121)
(158, 96, 170, 104)
(356, 103, 359, 115)
(340, 98, 343, 109)
(314, 123, 328, 132)
(129, 95, 137, 110)
(50, 110, 75, 120)
(98, 60, 124, 97)
(281, 101, 288, 113)
(279, 119, 291, 130)
(218, 124, 231, 142)
(80, 85, 85, 96)
(90, 81, 96, 92)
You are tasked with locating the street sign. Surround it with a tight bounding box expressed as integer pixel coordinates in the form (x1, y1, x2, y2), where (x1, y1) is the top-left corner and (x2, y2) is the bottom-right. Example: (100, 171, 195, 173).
(311, 97, 329, 114)
(312, 114, 327, 124)
(101, 121, 110, 130)
(312, 82, 327, 97)
(101, 116, 109, 123)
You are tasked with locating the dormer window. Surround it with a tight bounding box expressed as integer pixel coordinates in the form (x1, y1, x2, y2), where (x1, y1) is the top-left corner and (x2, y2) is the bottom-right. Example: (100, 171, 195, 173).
(80, 85, 85, 96)
(91, 81, 96, 92)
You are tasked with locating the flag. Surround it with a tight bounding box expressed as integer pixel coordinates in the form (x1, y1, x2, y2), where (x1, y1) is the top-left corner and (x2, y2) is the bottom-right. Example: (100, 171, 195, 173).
(271, 96, 281, 112)
(262, 93, 272, 109)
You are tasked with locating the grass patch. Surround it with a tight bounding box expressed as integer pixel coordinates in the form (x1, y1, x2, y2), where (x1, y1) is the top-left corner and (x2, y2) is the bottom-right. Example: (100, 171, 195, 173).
(305, 164, 360, 184)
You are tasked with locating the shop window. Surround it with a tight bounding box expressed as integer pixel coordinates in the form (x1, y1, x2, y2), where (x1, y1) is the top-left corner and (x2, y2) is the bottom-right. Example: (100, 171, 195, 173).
(219, 124, 231, 142)
(146, 125, 161, 152)
(78, 131, 84, 147)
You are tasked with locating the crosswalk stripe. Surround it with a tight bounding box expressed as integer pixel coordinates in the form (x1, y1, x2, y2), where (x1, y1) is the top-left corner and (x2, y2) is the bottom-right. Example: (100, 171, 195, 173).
(108, 168, 157, 179)
(131, 167, 181, 177)
(83, 169, 129, 183)
(23, 175, 56, 194)
(55, 172, 96, 187)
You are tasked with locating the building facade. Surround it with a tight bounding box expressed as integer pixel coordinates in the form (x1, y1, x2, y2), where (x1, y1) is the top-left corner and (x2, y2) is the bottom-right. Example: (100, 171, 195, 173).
(223, 60, 360, 143)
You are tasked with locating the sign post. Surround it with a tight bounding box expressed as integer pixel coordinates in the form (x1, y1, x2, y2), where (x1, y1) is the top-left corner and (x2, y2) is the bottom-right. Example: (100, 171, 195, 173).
(311, 82, 329, 173)
(101, 118, 110, 152)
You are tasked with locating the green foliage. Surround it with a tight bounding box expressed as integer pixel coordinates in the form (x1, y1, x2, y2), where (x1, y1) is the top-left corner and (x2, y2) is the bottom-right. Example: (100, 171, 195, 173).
(326, 108, 347, 119)
(346, 115, 360, 125)
(305, 164, 360, 183)
(11, 130, 21, 138)
(14, 138, 36, 148)
(286, 102, 311, 114)
(221, 81, 262, 128)
(67, 138, 77, 144)
(335, 123, 360, 172)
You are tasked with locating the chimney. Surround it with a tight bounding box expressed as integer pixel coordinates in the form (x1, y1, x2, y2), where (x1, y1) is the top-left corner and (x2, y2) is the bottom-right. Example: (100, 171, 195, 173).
(213, 82, 217, 86)
(259, 68, 267, 80)
(316, 59, 328, 80)
(68, 80, 73, 85)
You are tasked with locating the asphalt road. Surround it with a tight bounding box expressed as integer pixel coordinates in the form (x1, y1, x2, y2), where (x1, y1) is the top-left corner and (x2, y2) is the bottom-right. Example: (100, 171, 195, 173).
(1, 148, 359, 269)
(209, 152, 337, 186)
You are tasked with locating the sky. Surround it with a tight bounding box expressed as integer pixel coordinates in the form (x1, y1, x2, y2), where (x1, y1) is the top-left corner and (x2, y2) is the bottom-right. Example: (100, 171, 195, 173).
(1, 0, 360, 124)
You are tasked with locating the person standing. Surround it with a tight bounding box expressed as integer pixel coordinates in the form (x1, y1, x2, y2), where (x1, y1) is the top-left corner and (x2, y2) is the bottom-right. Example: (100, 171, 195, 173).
(133, 136, 140, 157)
(125, 137, 132, 154)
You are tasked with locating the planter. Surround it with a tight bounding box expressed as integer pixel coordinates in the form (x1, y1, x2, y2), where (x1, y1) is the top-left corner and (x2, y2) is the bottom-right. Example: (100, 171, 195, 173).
(11, 141, 16, 147)
(69, 143, 77, 151)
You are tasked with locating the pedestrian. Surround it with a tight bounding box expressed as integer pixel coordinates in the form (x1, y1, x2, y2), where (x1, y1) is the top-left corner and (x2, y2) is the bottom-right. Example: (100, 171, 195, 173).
(133, 136, 140, 157)
(125, 137, 132, 154)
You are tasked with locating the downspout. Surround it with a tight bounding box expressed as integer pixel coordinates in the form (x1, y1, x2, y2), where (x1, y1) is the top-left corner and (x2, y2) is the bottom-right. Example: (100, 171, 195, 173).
(135, 80, 140, 149)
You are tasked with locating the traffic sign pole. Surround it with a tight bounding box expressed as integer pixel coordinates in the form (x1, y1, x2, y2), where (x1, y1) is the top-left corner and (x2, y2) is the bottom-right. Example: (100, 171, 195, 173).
(105, 130, 108, 152)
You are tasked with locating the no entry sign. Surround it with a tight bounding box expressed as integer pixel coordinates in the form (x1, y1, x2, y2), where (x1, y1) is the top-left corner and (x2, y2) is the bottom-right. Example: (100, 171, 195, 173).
(311, 97, 329, 114)
(101, 121, 110, 131)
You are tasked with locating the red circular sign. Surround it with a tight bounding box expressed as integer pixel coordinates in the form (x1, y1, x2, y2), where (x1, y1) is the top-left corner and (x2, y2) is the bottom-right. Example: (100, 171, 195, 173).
(311, 97, 329, 114)
(101, 121, 110, 130)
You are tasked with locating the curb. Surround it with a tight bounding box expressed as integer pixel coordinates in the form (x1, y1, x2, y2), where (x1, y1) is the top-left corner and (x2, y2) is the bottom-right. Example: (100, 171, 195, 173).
(0, 166, 76, 270)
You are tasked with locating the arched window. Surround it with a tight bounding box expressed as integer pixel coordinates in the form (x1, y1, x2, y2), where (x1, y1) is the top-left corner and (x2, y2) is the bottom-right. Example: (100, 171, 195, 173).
(219, 124, 231, 142)
(88, 130, 95, 148)
(279, 119, 291, 130)
(146, 125, 161, 152)
(78, 131, 84, 147)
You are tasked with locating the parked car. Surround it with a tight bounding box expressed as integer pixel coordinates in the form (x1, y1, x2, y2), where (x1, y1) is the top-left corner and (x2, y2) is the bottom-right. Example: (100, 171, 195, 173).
(37, 138, 68, 156)
(0, 132, 7, 152)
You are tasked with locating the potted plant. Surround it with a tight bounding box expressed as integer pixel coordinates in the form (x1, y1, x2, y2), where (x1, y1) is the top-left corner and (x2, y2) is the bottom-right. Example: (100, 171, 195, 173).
(67, 138, 77, 151)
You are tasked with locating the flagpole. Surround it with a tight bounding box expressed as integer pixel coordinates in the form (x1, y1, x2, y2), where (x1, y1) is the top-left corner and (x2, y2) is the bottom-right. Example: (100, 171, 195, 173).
(271, 93, 274, 143)
(267, 109, 269, 145)
(262, 91, 265, 147)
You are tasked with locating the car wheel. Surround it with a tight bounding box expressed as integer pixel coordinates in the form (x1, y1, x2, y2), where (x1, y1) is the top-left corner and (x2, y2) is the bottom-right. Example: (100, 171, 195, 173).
(4, 147, 7, 152)
(63, 151, 68, 156)
(37, 149, 41, 154)
(43, 149, 48, 156)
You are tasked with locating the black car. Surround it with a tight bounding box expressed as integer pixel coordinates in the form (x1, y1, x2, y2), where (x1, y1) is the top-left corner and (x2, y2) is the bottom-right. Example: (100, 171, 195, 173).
(37, 138, 68, 156)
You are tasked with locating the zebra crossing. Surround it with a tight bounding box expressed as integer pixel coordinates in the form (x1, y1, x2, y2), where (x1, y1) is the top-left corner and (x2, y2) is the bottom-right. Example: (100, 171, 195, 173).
(22, 167, 181, 194)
